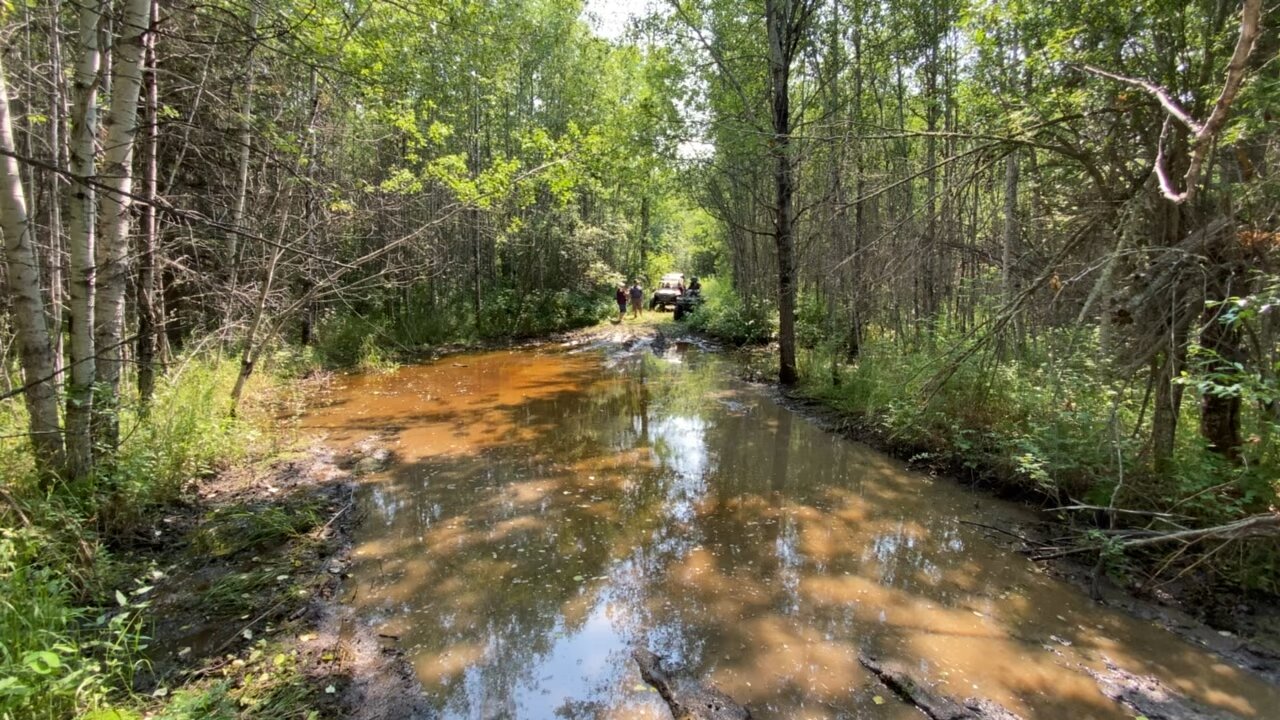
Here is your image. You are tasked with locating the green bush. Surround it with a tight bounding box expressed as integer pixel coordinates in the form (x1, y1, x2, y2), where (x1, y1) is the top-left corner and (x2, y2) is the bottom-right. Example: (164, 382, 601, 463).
(311, 313, 398, 372)
(801, 325, 1280, 546)
(0, 352, 284, 718)
(478, 287, 612, 339)
(684, 278, 773, 345)
(0, 526, 147, 720)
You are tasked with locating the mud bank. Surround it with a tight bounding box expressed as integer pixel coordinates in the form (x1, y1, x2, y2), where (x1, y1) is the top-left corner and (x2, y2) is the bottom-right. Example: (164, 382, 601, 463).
(136, 438, 426, 718)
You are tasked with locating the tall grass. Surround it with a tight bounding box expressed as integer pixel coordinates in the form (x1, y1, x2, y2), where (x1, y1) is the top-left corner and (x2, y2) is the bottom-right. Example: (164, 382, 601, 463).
(799, 326, 1280, 560)
(0, 353, 285, 719)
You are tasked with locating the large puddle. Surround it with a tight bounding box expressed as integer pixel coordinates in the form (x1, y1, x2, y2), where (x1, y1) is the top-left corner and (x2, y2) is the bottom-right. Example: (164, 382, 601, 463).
(302, 339, 1279, 719)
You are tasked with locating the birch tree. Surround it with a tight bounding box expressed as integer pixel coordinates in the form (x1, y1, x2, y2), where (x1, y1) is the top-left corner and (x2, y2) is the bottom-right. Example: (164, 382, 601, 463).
(0, 56, 64, 476)
(94, 0, 154, 453)
(64, 0, 104, 479)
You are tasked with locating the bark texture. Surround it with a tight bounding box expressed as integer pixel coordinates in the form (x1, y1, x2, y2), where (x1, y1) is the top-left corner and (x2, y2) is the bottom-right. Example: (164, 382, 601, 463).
(0, 58, 65, 475)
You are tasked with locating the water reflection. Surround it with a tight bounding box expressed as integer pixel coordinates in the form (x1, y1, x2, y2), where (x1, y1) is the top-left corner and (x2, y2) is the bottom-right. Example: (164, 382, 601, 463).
(302, 345, 1279, 720)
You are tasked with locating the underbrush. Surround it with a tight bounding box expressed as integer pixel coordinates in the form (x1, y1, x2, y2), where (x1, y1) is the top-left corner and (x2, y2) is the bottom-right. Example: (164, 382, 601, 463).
(0, 353, 293, 719)
(683, 278, 774, 345)
(796, 328, 1280, 592)
(309, 286, 613, 370)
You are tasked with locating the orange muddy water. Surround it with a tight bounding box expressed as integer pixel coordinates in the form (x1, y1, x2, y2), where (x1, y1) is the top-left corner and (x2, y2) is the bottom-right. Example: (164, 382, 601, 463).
(302, 337, 1279, 720)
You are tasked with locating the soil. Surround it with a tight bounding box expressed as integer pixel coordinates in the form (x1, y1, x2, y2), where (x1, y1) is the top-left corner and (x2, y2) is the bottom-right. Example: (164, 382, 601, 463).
(136, 434, 426, 718)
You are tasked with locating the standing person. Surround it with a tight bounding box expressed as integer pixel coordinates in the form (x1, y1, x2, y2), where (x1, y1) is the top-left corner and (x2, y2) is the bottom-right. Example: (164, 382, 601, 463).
(614, 284, 627, 322)
(629, 280, 644, 319)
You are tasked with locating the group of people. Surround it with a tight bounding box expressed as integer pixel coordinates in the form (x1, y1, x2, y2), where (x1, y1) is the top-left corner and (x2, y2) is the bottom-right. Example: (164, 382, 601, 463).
(613, 276, 701, 322)
(615, 281, 645, 321)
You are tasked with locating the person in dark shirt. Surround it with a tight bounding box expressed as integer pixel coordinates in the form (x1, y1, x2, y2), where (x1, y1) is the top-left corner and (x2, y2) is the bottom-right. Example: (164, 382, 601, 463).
(614, 284, 627, 322)
(629, 281, 644, 319)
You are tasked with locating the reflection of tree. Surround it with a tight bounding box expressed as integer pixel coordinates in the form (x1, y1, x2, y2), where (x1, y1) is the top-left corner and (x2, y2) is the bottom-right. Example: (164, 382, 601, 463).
(330, 345, 1278, 719)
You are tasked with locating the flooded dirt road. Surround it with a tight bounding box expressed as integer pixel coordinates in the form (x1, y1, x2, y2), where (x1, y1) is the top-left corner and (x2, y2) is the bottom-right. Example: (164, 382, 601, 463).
(302, 337, 1280, 719)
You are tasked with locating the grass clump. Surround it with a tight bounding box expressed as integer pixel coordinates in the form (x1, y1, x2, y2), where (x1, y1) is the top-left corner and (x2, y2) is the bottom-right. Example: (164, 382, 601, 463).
(147, 640, 328, 720)
(191, 502, 324, 559)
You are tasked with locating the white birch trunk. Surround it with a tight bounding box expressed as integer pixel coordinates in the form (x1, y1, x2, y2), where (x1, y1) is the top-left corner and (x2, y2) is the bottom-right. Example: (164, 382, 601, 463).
(136, 0, 160, 412)
(228, 1, 260, 297)
(0, 57, 65, 476)
(65, 0, 103, 480)
(93, 0, 152, 453)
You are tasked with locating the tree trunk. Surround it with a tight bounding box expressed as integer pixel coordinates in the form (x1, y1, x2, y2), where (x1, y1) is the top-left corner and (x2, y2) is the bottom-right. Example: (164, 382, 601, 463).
(0, 57, 65, 477)
(1002, 150, 1022, 348)
(228, 1, 260, 299)
(94, 0, 153, 453)
(136, 0, 160, 413)
(767, 0, 800, 387)
(229, 249, 281, 416)
(44, 0, 67, 384)
(1198, 243, 1245, 460)
(64, 0, 104, 480)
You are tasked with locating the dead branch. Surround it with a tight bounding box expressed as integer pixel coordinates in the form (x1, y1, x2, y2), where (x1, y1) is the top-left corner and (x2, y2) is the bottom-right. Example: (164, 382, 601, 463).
(633, 649, 751, 720)
(1115, 512, 1280, 551)
(857, 653, 1022, 720)
(1082, 0, 1263, 204)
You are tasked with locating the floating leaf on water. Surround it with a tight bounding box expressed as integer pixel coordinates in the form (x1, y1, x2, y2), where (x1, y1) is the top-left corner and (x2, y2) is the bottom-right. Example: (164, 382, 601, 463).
(573, 575, 584, 581)
(872, 695, 885, 705)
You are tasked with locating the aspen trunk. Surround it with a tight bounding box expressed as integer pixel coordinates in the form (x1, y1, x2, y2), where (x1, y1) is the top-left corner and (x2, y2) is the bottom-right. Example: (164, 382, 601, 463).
(1002, 150, 1022, 347)
(44, 0, 67, 382)
(94, 0, 153, 453)
(136, 0, 160, 412)
(0, 57, 65, 477)
(65, 0, 104, 480)
(228, 1, 260, 298)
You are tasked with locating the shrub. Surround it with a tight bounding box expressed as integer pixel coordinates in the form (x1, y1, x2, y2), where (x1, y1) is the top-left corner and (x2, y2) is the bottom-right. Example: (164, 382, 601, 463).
(685, 278, 773, 345)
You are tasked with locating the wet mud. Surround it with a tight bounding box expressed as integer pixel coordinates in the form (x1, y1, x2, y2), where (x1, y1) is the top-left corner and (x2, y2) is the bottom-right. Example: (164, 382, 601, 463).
(301, 335, 1280, 719)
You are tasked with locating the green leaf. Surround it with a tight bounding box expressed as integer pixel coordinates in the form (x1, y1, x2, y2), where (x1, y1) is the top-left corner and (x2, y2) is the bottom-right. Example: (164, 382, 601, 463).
(22, 650, 62, 674)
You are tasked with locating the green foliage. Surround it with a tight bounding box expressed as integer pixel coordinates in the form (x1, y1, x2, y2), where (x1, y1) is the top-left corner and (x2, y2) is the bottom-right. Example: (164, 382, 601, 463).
(0, 354, 288, 718)
(311, 314, 400, 373)
(191, 503, 323, 559)
(150, 641, 320, 720)
(803, 325, 1280, 534)
(478, 288, 613, 339)
(684, 278, 774, 345)
(0, 527, 148, 720)
(101, 361, 263, 529)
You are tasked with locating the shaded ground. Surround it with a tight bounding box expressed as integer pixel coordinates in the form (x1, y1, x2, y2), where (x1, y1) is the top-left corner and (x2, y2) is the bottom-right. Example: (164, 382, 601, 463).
(133, 435, 427, 718)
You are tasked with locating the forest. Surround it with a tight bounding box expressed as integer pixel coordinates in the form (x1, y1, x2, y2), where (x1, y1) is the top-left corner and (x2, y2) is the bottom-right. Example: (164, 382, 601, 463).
(0, 0, 1277, 717)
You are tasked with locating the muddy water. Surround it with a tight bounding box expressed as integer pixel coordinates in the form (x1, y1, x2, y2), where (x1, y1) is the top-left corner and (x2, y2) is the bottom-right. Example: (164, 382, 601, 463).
(303, 339, 1279, 719)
